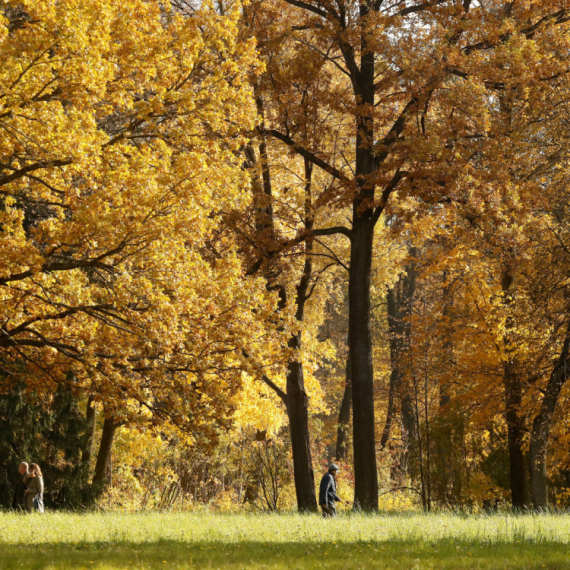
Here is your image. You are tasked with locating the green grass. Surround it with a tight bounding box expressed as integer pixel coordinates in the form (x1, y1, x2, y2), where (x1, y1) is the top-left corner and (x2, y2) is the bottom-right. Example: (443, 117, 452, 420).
(1, 511, 570, 569)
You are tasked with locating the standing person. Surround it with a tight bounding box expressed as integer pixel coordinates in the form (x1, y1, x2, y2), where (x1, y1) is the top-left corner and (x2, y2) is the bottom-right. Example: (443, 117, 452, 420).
(12, 462, 28, 510)
(319, 464, 341, 517)
(24, 463, 44, 513)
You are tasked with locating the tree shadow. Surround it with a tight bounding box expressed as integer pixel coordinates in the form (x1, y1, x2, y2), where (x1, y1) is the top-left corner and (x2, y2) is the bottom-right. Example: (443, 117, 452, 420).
(2, 538, 569, 569)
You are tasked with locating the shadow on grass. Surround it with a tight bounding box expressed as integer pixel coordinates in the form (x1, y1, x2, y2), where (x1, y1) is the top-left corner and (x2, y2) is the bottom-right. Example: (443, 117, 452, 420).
(1, 539, 570, 569)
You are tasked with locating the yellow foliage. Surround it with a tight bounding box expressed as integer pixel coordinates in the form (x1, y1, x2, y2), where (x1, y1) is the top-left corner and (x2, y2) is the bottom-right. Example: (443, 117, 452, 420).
(0, 0, 285, 442)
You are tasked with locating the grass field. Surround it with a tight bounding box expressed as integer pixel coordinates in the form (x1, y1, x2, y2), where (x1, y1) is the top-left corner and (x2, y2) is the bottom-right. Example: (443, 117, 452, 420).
(1, 511, 570, 569)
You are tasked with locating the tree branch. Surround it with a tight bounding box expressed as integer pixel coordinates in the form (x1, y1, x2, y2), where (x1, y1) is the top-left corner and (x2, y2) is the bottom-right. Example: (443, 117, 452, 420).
(281, 0, 328, 19)
(0, 238, 133, 285)
(0, 159, 72, 187)
(240, 347, 288, 407)
(261, 374, 288, 408)
(372, 168, 405, 227)
(464, 9, 568, 55)
(263, 129, 350, 183)
(398, 0, 449, 17)
(313, 226, 353, 239)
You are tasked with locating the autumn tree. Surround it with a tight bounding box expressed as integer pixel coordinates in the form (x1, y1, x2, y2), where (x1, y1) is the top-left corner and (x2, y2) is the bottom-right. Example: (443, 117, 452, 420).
(215, 1, 360, 511)
(248, 0, 570, 510)
(0, 0, 284, 455)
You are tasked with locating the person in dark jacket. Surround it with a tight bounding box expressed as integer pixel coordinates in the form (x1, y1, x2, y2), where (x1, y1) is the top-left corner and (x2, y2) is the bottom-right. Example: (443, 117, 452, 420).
(12, 462, 28, 510)
(319, 464, 341, 517)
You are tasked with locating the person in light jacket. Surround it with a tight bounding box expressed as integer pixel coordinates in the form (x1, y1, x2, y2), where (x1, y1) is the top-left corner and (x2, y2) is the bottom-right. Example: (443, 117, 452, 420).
(24, 463, 44, 512)
(319, 463, 341, 517)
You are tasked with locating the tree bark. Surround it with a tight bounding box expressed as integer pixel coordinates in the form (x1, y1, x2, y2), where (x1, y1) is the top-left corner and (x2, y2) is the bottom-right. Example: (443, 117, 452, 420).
(257, 286, 319, 513)
(92, 417, 118, 484)
(262, 0, 418, 511)
(530, 330, 570, 509)
(265, 255, 318, 513)
(335, 352, 352, 461)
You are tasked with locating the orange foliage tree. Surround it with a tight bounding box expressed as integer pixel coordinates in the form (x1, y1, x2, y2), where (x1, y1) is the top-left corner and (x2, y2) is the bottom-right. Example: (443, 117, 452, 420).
(247, 0, 570, 510)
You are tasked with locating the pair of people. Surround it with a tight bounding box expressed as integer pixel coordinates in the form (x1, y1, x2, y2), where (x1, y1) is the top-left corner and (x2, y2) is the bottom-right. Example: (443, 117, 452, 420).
(12, 462, 44, 513)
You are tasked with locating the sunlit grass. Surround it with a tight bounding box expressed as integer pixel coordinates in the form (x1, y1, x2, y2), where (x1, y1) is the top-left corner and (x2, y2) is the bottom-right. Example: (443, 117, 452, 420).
(1, 511, 570, 568)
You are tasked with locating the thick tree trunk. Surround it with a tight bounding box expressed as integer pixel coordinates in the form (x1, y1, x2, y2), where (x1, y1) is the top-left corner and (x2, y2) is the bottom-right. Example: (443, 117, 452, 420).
(346, 6, 380, 508)
(349, 220, 378, 510)
(530, 331, 570, 509)
(92, 417, 118, 484)
(335, 352, 352, 461)
(504, 365, 527, 508)
(269, 265, 318, 513)
(258, 0, 416, 512)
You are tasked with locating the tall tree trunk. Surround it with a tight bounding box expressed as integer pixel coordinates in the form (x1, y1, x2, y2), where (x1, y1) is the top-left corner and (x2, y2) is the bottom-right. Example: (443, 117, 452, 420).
(381, 287, 402, 450)
(530, 330, 570, 509)
(433, 271, 456, 504)
(256, 0, 417, 511)
(381, 253, 417, 450)
(349, 219, 378, 510)
(504, 364, 527, 508)
(501, 267, 528, 508)
(285, 158, 318, 511)
(335, 352, 352, 460)
(265, 261, 318, 513)
(400, 394, 418, 476)
(440, 270, 453, 408)
(93, 417, 118, 484)
(348, 5, 380, 508)
(247, 136, 318, 511)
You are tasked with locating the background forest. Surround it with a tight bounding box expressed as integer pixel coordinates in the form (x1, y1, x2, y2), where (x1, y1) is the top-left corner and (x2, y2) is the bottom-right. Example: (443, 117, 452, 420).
(1, 0, 570, 513)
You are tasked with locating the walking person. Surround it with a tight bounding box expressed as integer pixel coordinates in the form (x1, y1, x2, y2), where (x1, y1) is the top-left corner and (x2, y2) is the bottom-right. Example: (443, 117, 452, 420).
(319, 463, 341, 517)
(12, 462, 28, 510)
(24, 463, 44, 513)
